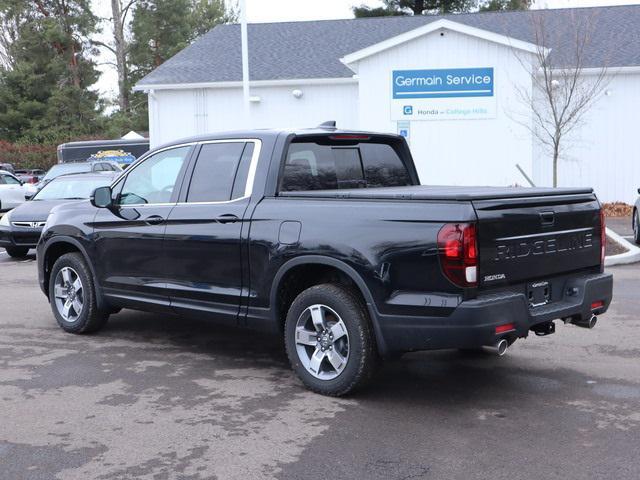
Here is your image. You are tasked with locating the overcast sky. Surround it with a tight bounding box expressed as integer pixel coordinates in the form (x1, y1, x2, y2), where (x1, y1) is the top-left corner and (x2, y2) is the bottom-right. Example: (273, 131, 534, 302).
(94, 0, 640, 103)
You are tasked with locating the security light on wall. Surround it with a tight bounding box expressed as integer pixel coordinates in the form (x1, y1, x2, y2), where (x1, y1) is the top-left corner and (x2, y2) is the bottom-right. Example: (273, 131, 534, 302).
(292, 89, 303, 99)
(249, 96, 261, 103)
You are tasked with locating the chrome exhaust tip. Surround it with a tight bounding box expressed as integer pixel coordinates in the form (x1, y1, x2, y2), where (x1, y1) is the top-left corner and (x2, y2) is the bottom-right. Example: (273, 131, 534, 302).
(571, 315, 597, 329)
(484, 338, 509, 356)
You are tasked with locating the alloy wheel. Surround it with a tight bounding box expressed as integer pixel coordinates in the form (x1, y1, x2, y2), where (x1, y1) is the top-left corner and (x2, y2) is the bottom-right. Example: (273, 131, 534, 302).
(294, 304, 350, 380)
(53, 267, 84, 323)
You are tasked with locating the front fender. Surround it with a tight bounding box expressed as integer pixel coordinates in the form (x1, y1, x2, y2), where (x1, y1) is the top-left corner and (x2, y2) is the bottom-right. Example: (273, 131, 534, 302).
(38, 234, 106, 311)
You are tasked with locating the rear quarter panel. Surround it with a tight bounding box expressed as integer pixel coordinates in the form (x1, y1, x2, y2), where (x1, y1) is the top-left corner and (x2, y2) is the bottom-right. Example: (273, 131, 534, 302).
(247, 197, 476, 320)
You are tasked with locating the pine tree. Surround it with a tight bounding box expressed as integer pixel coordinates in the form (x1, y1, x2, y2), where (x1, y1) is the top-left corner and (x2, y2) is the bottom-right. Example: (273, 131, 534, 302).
(101, 0, 234, 137)
(353, 0, 530, 17)
(353, 0, 479, 17)
(0, 0, 102, 142)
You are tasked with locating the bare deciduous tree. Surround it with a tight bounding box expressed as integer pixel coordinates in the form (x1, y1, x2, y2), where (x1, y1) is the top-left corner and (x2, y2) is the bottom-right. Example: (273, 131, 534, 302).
(94, 0, 137, 112)
(514, 11, 612, 187)
(0, 12, 23, 69)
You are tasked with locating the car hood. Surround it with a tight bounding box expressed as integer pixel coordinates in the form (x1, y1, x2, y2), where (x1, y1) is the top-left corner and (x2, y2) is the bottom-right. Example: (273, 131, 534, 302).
(8, 199, 83, 222)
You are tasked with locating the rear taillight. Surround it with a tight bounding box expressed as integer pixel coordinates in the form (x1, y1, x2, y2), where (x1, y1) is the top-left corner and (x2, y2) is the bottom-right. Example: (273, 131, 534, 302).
(437, 223, 478, 288)
(600, 209, 606, 268)
(29, 177, 37, 184)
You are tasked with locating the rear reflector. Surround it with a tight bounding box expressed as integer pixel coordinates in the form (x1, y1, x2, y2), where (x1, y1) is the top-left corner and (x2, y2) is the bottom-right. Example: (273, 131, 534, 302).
(600, 209, 606, 269)
(591, 300, 604, 310)
(495, 323, 516, 334)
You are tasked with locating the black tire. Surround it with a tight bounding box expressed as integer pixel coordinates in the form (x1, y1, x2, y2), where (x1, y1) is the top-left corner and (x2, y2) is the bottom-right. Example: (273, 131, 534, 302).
(284, 283, 378, 396)
(5, 246, 29, 258)
(633, 209, 640, 245)
(49, 252, 109, 334)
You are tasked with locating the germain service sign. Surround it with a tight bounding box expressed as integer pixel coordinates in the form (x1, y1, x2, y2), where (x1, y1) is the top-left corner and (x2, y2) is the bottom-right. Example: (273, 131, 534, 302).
(391, 67, 496, 121)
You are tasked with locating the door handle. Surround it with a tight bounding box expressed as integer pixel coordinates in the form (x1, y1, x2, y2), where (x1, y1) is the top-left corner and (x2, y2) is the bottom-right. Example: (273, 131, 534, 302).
(215, 214, 239, 224)
(144, 215, 165, 225)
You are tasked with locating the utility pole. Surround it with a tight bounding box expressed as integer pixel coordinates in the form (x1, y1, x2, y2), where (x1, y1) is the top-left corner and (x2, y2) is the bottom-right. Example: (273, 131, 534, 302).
(240, 0, 250, 126)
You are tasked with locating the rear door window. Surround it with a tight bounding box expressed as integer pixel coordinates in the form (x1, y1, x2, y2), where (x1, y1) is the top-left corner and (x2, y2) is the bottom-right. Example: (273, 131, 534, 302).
(280, 140, 412, 192)
(186, 142, 246, 202)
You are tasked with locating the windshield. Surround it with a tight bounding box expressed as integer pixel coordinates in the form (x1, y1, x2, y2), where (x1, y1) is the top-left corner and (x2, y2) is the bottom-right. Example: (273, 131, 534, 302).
(33, 176, 112, 201)
(42, 164, 91, 182)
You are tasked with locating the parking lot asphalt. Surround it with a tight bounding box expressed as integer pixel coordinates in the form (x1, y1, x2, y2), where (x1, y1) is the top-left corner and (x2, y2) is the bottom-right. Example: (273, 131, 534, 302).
(608, 216, 633, 238)
(0, 248, 639, 480)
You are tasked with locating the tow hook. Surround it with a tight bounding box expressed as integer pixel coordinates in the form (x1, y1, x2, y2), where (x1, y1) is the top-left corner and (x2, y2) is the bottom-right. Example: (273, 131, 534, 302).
(484, 339, 509, 356)
(570, 315, 597, 329)
(531, 321, 555, 336)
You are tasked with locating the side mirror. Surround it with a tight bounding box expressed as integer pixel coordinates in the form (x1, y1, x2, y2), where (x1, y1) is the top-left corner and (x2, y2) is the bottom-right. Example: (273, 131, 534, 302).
(637, 188, 640, 195)
(91, 186, 113, 208)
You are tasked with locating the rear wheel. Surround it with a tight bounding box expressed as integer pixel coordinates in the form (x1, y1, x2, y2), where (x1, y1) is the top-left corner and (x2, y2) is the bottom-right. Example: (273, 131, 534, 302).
(49, 253, 109, 334)
(5, 246, 29, 258)
(284, 284, 377, 396)
(633, 209, 640, 245)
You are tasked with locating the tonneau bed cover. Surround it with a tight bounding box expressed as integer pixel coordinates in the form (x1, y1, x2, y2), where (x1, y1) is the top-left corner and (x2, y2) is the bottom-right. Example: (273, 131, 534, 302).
(278, 185, 595, 201)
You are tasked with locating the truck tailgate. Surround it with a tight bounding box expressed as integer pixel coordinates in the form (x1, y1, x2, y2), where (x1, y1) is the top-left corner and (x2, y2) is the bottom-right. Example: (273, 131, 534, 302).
(473, 192, 602, 287)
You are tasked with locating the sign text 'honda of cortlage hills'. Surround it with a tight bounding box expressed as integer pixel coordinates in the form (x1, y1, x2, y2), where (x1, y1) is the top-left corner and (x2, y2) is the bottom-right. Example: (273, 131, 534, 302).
(391, 67, 496, 121)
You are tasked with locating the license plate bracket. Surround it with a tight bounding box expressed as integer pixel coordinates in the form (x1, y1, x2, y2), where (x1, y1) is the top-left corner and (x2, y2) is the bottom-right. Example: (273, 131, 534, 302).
(528, 281, 551, 307)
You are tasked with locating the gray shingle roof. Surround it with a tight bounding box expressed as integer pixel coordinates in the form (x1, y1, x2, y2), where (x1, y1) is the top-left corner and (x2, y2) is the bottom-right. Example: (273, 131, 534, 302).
(136, 5, 640, 87)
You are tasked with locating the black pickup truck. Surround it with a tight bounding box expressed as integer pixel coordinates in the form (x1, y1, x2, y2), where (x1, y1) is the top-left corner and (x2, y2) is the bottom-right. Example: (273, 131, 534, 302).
(37, 125, 613, 396)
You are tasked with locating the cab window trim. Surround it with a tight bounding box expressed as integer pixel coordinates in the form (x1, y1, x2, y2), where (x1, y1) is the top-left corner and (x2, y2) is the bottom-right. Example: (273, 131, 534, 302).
(110, 139, 262, 207)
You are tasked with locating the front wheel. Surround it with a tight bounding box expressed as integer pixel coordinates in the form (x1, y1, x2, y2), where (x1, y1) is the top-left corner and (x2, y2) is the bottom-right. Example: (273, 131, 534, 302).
(284, 284, 377, 396)
(633, 209, 640, 245)
(49, 252, 109, 334)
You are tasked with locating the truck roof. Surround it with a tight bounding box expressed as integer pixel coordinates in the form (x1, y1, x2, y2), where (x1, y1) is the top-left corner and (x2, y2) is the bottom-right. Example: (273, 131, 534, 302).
(151, 126, 403, 152)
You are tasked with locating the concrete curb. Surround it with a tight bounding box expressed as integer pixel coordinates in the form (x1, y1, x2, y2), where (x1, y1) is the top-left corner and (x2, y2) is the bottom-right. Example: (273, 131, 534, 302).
(605, 227, 640, 266)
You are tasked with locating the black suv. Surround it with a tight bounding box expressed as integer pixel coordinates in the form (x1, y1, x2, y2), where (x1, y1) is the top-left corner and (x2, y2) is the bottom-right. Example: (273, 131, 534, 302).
(37, 128, 612, 396)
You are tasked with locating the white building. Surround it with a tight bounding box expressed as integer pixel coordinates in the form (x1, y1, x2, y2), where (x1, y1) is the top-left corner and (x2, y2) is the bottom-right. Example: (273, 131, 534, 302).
(134, 5, 640, 203)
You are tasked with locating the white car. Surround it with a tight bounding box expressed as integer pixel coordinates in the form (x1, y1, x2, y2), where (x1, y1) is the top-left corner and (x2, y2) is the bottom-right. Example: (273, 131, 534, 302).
(0, 170, 26, 212)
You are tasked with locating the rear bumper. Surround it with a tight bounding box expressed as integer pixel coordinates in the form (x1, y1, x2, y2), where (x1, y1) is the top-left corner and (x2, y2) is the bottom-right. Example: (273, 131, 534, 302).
(375, 272, 613, 354)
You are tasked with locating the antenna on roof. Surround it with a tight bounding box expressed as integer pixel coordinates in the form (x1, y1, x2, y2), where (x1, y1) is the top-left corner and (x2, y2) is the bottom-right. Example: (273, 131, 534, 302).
(318, 120, 337, 129)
